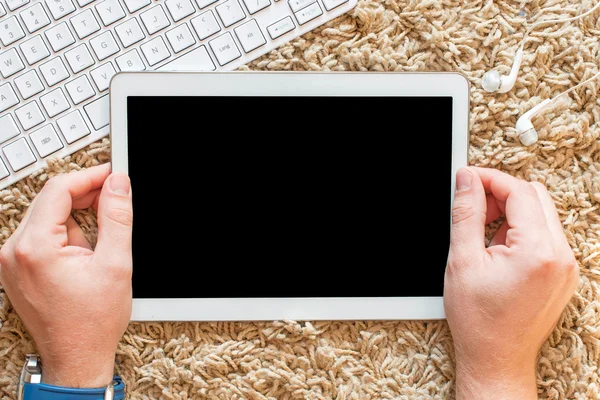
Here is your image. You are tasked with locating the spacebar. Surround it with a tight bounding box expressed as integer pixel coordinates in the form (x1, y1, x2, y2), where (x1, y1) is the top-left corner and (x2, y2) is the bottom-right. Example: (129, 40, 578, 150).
(158, 46, 216, 71)
(84, 95, 110, 131)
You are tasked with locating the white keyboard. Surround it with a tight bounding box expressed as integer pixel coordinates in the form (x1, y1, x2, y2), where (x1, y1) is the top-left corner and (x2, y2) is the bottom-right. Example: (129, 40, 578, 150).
(0, 0, 356, 189)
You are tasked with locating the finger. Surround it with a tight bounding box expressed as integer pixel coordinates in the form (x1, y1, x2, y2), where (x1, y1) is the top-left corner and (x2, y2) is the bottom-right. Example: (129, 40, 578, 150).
(531, 182, 567, 244)
(471, 167, 549, 237)
(72, 189, 101, 210)
(27, 164, 111, 229)
(448, 167, 487, 266)
(93, 173, 133, 272)
(485, 194, 504, 224)
(489, 221, 509, 247)
(65, 216, 92, 250)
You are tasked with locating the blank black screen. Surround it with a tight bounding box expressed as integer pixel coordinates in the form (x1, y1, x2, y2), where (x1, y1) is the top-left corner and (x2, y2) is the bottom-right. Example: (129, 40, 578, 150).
(127, 96, 453, 298)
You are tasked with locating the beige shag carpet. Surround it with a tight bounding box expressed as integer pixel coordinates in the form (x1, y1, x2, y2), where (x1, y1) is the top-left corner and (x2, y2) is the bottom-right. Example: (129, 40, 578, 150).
(2, 0, 600, 398)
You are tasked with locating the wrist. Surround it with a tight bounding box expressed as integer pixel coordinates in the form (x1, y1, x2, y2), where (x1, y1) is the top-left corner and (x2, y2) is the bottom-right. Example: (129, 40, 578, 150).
(455, 361, 537, 400)
(40, 353, 116, 388)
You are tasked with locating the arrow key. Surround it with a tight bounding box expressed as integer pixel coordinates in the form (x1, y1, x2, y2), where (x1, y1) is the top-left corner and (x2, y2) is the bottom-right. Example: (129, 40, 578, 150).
(294, 1, 322, 25)
(267, 16, 295, 39)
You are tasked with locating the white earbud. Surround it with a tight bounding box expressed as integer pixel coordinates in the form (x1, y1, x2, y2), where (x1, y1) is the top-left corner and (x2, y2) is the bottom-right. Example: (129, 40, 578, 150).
(513, 69, 600, 146)
(482, 1, 600, 95)
(481, 47, 524, 93)
(515, 99, 551, 146)
(482, 1, 600, 145)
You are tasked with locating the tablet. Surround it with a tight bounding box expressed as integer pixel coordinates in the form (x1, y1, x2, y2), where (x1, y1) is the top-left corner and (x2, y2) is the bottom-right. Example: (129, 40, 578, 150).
(110, 72, 470, 321)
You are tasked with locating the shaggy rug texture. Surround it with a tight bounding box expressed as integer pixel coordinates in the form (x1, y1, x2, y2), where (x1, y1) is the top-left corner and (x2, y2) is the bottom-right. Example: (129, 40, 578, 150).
(1, 0, 600, 398)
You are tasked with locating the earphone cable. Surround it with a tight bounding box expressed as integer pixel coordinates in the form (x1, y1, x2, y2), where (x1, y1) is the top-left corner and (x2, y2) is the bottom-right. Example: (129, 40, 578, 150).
(548, 69, 600, 106)
(520, 1, 600, 110)
(517, 1, 600, 50)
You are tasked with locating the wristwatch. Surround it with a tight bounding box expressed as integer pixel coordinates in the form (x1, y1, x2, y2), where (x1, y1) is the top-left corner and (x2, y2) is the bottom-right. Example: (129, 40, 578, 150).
(17, 355, 125, 400)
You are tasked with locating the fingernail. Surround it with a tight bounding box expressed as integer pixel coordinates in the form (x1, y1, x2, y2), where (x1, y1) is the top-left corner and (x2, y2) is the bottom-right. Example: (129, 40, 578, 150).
(456, 168, 472, 192)
(110, 173, 130, 197)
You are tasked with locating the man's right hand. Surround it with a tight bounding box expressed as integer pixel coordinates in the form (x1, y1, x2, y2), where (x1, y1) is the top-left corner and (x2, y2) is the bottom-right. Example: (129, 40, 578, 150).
(445, 167, 579, 400)
(0, 164, 133, 389)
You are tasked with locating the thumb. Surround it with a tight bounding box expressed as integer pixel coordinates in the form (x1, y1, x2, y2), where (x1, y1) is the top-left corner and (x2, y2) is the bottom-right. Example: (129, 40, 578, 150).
(94, 173, 133, 270)
(449, 167, 486, 265)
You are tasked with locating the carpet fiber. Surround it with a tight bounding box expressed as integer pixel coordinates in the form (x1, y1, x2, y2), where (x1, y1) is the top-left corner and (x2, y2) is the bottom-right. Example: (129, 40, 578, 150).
(2, 0, 600, 398)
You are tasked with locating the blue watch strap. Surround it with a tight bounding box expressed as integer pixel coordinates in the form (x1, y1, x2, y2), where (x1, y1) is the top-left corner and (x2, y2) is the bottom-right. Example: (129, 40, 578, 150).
(23, 376, 124, 400)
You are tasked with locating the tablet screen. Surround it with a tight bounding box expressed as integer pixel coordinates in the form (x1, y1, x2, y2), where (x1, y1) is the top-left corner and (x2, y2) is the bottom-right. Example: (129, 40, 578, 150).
(127, 96, 453, 298)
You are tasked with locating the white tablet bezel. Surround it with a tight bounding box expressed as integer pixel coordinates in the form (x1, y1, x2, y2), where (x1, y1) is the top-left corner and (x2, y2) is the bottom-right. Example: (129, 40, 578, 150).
(110, 72, 470, 321)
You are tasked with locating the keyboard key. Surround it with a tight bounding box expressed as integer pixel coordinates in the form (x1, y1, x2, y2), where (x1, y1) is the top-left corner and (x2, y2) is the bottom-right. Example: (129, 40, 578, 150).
(191, 10, 220, 40)
(288, 0, 314, 12)
(0, 83, 19, 112)
(70, 9, 100, 39)
(294, 1, 321, 25)
(95, 0, 126, 26)
(90, 31, 120, 60)
(140, 36, 170, 65)
(166, 0, 195, 21)
(267, 16, 294, 39)
(84, 94, 109, 130)
(3, 138, 36, 171)
(115, 18, 145, 47)
(140, 5, 170, 34)
(234, 19, 265, 53)
(45, 0, 76, 20)
(0, 48, 25, 78)
(166, 23, 196, 53)
(158, 45, 215, 71)
(44, 21, 75, 51)
(115, 49, 146, 71)
(321, 0, 347, 10)
(195, 0, 217, 9)
(57, 110, 90, 143)
(39, 57, 70, 86)
(0, 3, 5, 16)
(0, 16, 26, 46)
(14, 70, 44, 99)
(90, 62, 116, 91)
(40, 88, 70, 117)
(15, 101, 45, 130)
(123, 0, 151, 13)
(209, 32, 241, 66)
(30, 125, 63, 157)
(243, 0, 270, 14)
(0, 159, 9, 180)
(116, 49, 146, 71)
(6, 0, 29, 11)
(65, 75, 95, 104)
(20, 3, 51, 33)
(216, 0, 245, 27)
(20, 35, 50, 65)
(0, 115, 20, 144)
(64, 43, 95, 73)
